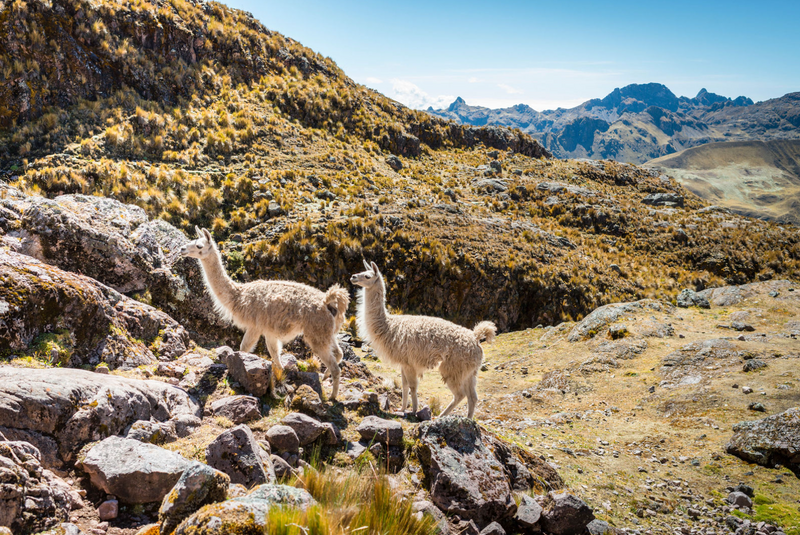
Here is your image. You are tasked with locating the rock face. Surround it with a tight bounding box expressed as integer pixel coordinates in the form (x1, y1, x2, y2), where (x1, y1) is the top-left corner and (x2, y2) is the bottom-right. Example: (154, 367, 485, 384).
(642, 192, 684, 207)
(414, 417, 516, 526)
(0, 441, 73, 534)
(539, 491, 595, 535)
(0, 367, 201, 468)
(697, 280, 795, 307)
(173, 484, 316, 535)
(726, 407, 800, 475)
(0, 249, 190, 368)
(220, 349, 272, 397)
(676, 288, 710, 309)
(159, 462, 230, 535)
(209, 396, 261, 424)
(81, 436, 192, 504)
(0, 191, 236, 344)
(205, 425, 275, 486)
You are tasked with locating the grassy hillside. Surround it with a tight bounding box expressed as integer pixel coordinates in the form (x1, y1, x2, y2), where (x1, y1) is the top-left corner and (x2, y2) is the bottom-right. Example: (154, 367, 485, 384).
(1, 0, 798, 334)
(647, 140, 800, 224)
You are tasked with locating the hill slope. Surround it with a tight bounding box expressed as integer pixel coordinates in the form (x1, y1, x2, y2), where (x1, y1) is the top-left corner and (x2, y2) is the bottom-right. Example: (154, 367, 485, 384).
(428, 85, 800, 164)
(646, 140, 800, 224)
(0, 0, 798, 335)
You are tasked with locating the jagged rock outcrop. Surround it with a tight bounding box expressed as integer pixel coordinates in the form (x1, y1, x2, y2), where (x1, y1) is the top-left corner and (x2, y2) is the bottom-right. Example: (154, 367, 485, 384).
(414, 417, 517, 526)
(726, 407, 800, 475)
(0, 248, 190, 367)
(0, 189, 235, 344)
(0, 367, 201, 468)
(0, 441, 76, 534)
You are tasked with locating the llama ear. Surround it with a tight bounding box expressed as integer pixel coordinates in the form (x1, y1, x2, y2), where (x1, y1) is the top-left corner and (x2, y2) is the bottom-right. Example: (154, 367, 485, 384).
(195, 225, 203, 238)
(370, 261, 380, 275)
(202, 228, 212, 242)
(363, 259, 371, 271)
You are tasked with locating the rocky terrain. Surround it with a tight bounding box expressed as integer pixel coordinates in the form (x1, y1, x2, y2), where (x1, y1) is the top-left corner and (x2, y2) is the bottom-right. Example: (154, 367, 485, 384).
(0, 0, 799, 533)
(427, 86, 800, 164)
(645, 140, 800, 225)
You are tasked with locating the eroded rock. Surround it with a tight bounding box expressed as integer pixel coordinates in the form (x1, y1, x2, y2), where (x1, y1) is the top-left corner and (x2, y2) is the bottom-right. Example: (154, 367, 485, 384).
(726, 407, 800, 475)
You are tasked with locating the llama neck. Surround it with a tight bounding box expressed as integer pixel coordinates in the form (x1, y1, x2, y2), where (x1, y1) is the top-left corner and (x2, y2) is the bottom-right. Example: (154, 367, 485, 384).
(198, 245, 238, 312)
(361, 277, 389, 338)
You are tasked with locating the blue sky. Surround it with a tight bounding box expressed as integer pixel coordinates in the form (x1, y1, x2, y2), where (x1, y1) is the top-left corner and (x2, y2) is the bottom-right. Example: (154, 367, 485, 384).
(224, 0, 800, 111)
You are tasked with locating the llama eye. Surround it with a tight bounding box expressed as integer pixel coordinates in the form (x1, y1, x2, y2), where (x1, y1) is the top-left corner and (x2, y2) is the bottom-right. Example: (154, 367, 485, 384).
(196, 244, 203, 249)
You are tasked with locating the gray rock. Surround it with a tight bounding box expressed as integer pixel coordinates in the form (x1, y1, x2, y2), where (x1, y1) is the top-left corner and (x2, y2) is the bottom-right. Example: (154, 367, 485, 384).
(205, 425, 275, 486)
(280, 413, 326, 446)
(586, 519, 613, 534)
(98, 499, 118, 521)
(267, 200, 284, 218)
(732, 321, 755, 332)
(697, 280, 795, 307)
(743, 360, 768, 372)
(414, 416, 516, 525)
(642, 192, 684, 207)
(357, 416, 404, 446)
(749, 402, 767, 412)
(173, 484, 316, 534)
(0, 441, 72, 534)
(677, 288, 710, 309)
(480, 521, 506, 535)
(514, 494, 543, 530)
(475, 179, 508, 193)
(726, 491, 753, 509)
(126, 420, 178, 445)
(81, 436, 192, 504)
(288, 384, 326, 417)
(726, 408, 800, 474)
(540, 492, 595, 535)
(209, 396, 261, 424)
(266, 425, 300, 453)
(321, 422, 341, 445)
(158, 461, 230, 535)
(271, 454, 293, 480)
(386, 155, 403, 171)
(222, 351, 272, 397)
(0, 367, 200, 468)
(416, 406, 432, 421)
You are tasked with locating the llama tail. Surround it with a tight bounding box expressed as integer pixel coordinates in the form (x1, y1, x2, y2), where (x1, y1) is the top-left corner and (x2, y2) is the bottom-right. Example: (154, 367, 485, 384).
(473, 321, 497, 344)
(324, 284, 350, 329)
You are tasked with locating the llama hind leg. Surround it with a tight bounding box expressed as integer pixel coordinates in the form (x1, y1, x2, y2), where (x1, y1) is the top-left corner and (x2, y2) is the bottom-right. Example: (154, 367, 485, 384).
(466, 374, 479, 419)
(309, 339, 341, 401)
(322, 343, 343, 380)
(439, 390, 465, 418)
(239, 329, 260, 353)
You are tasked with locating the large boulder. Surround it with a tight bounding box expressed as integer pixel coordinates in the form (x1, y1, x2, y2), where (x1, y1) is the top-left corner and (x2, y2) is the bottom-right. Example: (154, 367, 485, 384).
(159, 462, 230, 535)
(414, 417, 516, 526)
(0, 249, 189, 367)
(280, 413, 327, 446)
(0, 441, 74, 534)
(641, 192, 684, 207)
(205, 425, 275, 486)
(726, 407, 800, 475)
(357, 416, 404, 446)
(173, 484, 316, 535)
(676, 288, 710, 309)
(209, 396, 261, 424)
(567, 300, 667, 342)
(80, 436, 192, 504)
(0, 190, 236, 344)
(0, 367, 201, 468)
(219, 348, 272, 397)
(539, 492, 595, 535)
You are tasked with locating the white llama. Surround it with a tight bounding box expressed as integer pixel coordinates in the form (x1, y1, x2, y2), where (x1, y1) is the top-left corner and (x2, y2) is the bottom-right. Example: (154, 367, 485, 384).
(351, 260, 496, 418)
(180, 227, 350, 400)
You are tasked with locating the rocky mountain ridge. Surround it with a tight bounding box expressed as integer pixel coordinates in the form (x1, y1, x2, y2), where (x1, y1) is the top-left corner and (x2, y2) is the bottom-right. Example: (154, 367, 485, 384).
(427, 84, 800, 164)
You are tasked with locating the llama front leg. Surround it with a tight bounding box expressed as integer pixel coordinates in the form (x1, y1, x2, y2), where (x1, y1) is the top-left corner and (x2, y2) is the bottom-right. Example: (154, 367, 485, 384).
(406, 370, 419, 417)
(400, 369, 409, 414)
(265, 338, 284, 374)
(240, 329, 260, 353)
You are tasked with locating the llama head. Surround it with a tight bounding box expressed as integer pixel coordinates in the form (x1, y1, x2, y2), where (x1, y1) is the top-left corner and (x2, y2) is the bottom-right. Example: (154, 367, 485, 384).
(180, 226, 215, 259)
(350, 259, 382, 288)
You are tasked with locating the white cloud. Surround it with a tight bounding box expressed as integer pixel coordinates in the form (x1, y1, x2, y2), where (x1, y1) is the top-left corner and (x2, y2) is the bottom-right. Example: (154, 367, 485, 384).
(468, 76, 481, 83)
(365, 77, 383, 85)
(498, 83, 523, 95)
(389, 79, 455, 110)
